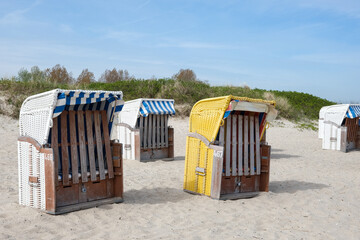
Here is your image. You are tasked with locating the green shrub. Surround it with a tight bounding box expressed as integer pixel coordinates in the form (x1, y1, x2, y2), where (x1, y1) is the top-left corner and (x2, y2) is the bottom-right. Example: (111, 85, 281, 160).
(0, 77, 335, 123)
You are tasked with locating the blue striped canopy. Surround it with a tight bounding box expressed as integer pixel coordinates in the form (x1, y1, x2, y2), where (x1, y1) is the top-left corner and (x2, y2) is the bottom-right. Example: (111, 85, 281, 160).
(52, 90, 124, 131)
(346, 105, 360, 119)
(223, 100, 239, 119)
(139, 99, 175, 117)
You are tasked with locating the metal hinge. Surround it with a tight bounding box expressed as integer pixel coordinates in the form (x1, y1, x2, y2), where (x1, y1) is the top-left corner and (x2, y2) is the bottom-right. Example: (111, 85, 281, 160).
(28, 176, 39, 187)
(195, 167, 206, 176)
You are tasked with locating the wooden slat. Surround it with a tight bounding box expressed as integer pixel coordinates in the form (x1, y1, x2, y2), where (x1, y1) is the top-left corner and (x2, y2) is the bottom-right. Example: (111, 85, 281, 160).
(210, 146, 224, 199)
(157, 115, 161, 148)
(244, 114, 249, 175)
(60, 112, 70, 186)
(86, 111, 97, 182)
(152, 114, 156, 149)
(51, 117, 59, 185)
(345, 117, 359, 142)
(238, 115, 243, 176)
(139, 116, 143, 147)
(69, 111, 79, 184)
(165, 115, 169, 147)
(225, 116, 231, 176)
(101, 111, 114, 178)
(160, 115, 165, 147)
(148, 114, 152, 148)
(255, 115, 261, 175)
(232, 115, 237, 176)
(94, 111, 105, 180)
(249, 115, 255, 175)
(219, 125, 224, 146)
(77, 111, 88, 182)
(144, 115, 148, 149)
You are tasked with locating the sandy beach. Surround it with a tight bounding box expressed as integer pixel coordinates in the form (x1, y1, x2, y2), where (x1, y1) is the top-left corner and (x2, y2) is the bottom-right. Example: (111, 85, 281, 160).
(0, 114, 359, 239)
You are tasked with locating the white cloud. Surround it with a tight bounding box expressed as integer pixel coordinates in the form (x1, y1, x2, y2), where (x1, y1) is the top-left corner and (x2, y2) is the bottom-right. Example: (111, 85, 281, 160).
(157, 41, 242, 50)
(292, 52, 360, 65)
(137, 0, 151, 9)
(104, 30, 145, 41)
(297, 0, 360, 19)
(59, 24, 74, 34)
(0, 9, 28, 25)
(0, 1, 46, 26)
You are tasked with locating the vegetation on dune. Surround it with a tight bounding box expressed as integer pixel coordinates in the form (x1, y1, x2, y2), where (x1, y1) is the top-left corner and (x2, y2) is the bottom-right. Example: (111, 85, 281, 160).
(0, 66, 336, 128)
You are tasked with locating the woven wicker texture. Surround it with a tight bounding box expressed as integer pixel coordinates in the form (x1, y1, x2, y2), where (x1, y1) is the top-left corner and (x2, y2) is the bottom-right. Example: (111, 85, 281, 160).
(184, 138, 215, 195)
(19, 89, 124, 145)
(189, 95, 275, 143)
(18, 141, 46, 210)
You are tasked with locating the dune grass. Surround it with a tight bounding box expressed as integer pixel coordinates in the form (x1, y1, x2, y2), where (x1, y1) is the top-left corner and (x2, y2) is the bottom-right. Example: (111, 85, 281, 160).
(0, 78, 335, 123)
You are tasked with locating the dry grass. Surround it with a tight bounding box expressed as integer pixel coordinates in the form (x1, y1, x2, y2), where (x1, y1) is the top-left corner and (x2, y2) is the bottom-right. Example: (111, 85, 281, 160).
(263, 91, 293, 118)
(174, 104, 193, 118)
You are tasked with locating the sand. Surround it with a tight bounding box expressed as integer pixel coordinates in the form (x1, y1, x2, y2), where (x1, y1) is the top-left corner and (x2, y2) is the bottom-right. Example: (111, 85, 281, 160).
(0, 114, 359, 239)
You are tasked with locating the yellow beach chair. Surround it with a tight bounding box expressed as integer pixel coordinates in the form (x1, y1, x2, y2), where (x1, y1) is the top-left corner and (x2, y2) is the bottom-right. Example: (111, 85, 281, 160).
(183, 96, 277, 199)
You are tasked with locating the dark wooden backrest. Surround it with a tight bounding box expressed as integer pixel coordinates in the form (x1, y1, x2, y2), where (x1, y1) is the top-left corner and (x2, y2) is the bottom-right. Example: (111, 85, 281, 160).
(137, 114, 169, 149)
(220, 112, 262, 177)
(345, 117, 359, 143)
(51, 110, 114, 186)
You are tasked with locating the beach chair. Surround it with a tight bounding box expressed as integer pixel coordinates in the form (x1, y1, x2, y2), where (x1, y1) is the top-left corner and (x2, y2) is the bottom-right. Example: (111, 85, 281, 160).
(112, 98, 175, 161)
(18, 89, 124, 214)
(183, 96, 277, 199)
(319, 104, 360, 152)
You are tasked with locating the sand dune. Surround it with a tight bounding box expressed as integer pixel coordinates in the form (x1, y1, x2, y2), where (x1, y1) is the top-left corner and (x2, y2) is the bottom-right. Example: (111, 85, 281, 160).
(0, 115, 359, 239)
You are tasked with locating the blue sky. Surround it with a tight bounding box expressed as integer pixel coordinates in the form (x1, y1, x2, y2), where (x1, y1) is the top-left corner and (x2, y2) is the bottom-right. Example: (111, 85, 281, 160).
(0, 0, 359, 103)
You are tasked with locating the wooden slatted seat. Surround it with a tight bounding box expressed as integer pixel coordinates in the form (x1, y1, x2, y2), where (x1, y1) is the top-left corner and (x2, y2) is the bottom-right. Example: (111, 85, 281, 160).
(219, 111, 271, 196)
(52, 110, 114, 185)
(136, 114, 174, 160)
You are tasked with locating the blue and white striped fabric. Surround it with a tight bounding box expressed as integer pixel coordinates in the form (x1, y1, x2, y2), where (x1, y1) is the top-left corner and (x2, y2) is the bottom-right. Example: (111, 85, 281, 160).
(346, 105, 360, 119)
(223, 100, 239, 119)
(52, 90, 124, 131)
(139, 99, 175, 117)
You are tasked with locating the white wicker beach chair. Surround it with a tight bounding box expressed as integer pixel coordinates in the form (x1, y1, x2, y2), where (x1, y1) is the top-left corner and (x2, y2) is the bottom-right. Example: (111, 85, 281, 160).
(18, 89, 124, 214)
(112, 98, 175, 161)
(319, 104, 360, 152)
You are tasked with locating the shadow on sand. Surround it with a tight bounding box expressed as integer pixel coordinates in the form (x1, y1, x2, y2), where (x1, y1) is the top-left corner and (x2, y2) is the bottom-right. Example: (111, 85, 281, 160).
(170, 156, 185, 161)
(140, 156, 185, 163)
(122, 187, 191, 204)
(271, 148, 284, 152)
(269, 180, 329, 194)
(270, 148, 300, 159)
(271, 153, 300, 159)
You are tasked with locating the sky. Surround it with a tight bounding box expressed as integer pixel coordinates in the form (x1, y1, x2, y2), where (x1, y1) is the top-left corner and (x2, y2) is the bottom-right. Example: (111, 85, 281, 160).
(0, 0, 359, 103)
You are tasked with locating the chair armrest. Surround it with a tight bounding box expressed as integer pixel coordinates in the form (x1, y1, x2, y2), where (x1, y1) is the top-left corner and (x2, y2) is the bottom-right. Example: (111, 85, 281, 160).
(187, 132, 223, 152)
(18, 136, 52, 154)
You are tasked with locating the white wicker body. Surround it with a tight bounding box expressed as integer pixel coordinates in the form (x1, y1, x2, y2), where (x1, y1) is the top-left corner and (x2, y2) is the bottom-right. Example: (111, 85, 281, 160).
(18, 90, 57, 210)
(18, 141, 48, 210)
(117, 124, 138, 160)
